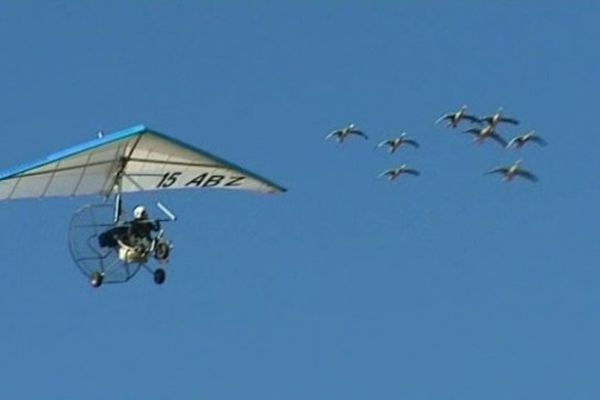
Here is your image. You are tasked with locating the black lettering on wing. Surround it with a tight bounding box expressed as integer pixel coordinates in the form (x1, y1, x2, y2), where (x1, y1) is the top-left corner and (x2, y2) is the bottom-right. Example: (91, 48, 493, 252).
(202, 175, 225, 187)
(158, 172, 182, 188)
(185, 173, 208, 187)
(225, 176, 245, 187)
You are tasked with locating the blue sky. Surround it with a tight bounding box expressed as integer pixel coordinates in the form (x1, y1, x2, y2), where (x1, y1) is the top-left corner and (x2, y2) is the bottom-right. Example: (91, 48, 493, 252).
(1, 2, 599, 399)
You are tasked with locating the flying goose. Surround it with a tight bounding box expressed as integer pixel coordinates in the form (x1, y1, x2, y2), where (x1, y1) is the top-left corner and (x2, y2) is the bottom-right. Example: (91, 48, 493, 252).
(435, 105, 481, 128)
(480, 107, 519, 127)
(325, 123, 368, 143)
(375, 133, 419, 153)
(464, 125, 508, 147)
(487, 160, 538, 182)
(378, 164, 420, 181)
(506, 130, 547, 149)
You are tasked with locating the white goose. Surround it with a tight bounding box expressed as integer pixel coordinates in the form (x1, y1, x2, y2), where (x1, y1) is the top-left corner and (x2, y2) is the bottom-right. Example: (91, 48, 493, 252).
(325, 123, 368, 143)
(480, 107, 519, 127)
(378, 164, 420, 181)
(487, 160, 538, 182)
(435, 105, 481, 128)
(506, 130, 547, 149)
(464, 125, 508, 147)
(375, 133, 419, 153)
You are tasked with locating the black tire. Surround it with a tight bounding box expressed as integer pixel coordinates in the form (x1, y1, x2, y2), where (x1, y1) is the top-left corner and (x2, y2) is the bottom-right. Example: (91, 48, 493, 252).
(90, 271, 103, 288)
(153, 268, 166, 285)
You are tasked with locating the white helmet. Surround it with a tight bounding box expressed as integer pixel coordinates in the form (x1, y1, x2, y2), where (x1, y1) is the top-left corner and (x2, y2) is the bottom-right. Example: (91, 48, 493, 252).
(133, 205, 146, 220)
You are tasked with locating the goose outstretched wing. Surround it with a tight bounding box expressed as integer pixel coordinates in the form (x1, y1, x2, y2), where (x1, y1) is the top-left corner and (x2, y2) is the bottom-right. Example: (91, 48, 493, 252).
(489, 133, 508, 147)
(403, 139, 420, 148)
(378, 169, 397, 179)
(435, 114, 452, 125)
(376, 139, 393, 149)
(529, 135, 547, 146)
(325, 129, 342, 141)
(487, 166, 510, 175)
(506, 136, 522, 148)
(349, 129, 368, 139)
(462, 114, 482, 124)
(516, 169, 538, 182)
(402, 168, 420, 176)
(499, 116, 520, 125)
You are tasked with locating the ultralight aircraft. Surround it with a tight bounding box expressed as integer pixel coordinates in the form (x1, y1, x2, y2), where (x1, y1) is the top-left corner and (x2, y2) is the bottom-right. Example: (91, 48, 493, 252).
(0, 125, 285, 287)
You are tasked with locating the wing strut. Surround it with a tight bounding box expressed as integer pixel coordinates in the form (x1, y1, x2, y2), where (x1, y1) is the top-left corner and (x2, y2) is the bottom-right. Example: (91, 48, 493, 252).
(110, 158, 127, 223)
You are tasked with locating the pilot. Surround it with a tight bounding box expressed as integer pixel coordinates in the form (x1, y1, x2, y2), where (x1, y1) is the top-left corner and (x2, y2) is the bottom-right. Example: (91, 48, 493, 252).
(127, 205, 160, 247)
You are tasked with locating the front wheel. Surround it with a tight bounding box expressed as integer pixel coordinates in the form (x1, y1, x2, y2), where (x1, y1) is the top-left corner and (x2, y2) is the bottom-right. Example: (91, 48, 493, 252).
(153, 268, 166, 285)
(90, 271, 104, 288)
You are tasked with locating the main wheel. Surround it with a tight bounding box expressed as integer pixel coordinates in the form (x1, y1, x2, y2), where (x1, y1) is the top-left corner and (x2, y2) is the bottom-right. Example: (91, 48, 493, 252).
(153, 268, 166, 285)
(90, 271, 104, 288)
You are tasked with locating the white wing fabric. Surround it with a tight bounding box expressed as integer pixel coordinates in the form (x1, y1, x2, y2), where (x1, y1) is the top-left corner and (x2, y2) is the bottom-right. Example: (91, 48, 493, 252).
(0, 125, 286, 200)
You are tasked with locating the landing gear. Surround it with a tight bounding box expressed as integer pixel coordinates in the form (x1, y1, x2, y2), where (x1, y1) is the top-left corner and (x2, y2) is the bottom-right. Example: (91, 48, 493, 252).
(90, 271, 104, 288)
(153, 268, 166, 285)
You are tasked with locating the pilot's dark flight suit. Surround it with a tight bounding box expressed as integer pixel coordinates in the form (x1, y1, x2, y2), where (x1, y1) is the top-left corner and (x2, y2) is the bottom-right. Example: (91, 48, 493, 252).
(127, 218, 160, 245)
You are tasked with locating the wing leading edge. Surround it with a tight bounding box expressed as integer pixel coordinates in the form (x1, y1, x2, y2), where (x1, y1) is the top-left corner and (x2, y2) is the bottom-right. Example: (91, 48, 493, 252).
(0, 125, 286, 200)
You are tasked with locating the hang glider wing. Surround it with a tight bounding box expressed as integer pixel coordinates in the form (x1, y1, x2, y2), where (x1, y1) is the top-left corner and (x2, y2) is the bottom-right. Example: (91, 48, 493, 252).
(0, 125, 286, 200)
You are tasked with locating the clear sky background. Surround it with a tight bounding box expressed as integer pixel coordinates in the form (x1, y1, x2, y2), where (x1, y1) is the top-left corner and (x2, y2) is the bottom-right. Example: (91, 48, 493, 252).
(1, 2, 599, 399)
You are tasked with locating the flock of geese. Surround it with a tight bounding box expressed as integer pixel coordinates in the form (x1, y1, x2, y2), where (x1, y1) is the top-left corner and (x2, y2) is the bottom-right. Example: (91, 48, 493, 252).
(325, 105, 546, 183)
